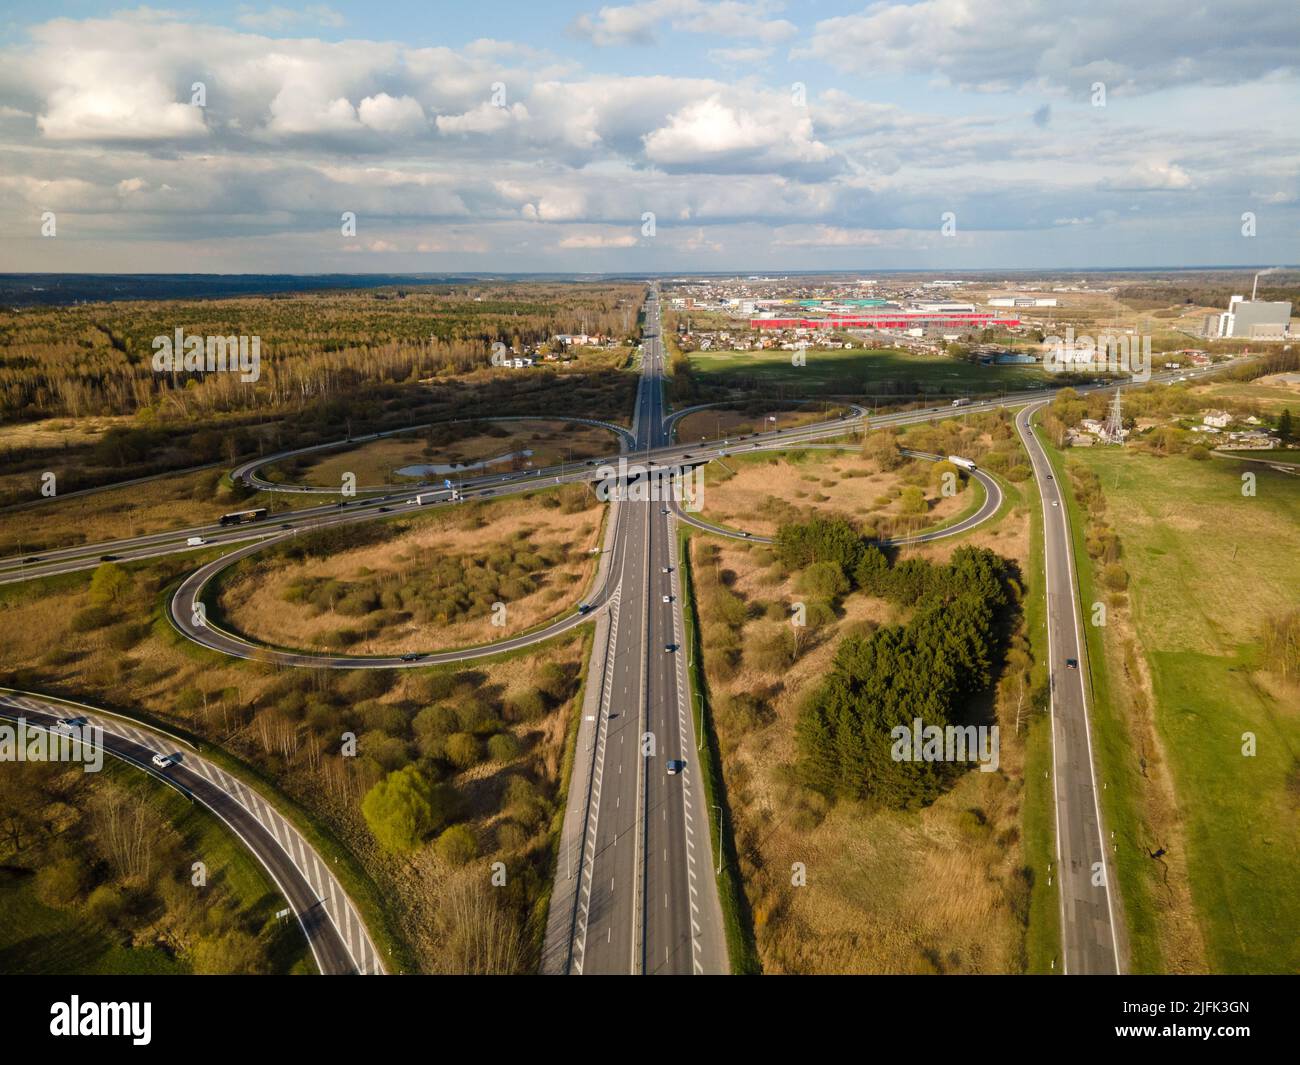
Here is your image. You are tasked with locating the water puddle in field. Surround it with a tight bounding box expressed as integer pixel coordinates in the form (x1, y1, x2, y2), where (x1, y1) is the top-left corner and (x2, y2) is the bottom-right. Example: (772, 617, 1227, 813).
(395, 449, 534, 476)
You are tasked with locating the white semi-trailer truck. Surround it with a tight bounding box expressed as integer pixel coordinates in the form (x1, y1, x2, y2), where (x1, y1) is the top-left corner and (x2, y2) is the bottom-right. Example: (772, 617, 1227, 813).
(948, 455, 977, 471)
(413, 489, 459, 505)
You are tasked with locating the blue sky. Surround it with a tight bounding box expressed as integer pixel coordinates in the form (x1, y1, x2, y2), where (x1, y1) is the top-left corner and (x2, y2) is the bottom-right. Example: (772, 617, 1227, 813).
(0, 1, 1296, 272)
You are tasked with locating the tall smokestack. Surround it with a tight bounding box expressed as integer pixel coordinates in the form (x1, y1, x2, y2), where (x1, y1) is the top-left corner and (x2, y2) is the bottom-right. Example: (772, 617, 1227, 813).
(1252, 272, 1260, 301)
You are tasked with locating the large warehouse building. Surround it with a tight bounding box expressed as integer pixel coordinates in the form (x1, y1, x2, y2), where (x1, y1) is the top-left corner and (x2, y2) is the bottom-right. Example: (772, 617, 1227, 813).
(750, 312, 1021, 331)
(1206, 296, 1293, 339)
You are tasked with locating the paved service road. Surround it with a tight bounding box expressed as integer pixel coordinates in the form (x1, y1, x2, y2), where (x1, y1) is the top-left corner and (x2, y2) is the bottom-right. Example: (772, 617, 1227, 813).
(0, 690, 383, 976)
(1015, 404, 1123, 975)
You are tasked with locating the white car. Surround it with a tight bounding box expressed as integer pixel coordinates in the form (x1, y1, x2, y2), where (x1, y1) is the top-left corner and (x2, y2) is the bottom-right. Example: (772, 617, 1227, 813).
(151, 753, 175, 770)
(51, 720, 77, 736)
(1051, 500, 1059, 507)
(186, 536, 206, 546)
(662, 595, 671, 603)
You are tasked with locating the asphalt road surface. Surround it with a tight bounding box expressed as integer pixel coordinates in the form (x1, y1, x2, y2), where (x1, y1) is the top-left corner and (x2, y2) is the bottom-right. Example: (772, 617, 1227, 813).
(0, 362, 1235, 592)
(555, 290, 727, 975)
(1015, 405, 1123, 975)
(0, 326, 1243, 977)
(0, 691, 382, 975)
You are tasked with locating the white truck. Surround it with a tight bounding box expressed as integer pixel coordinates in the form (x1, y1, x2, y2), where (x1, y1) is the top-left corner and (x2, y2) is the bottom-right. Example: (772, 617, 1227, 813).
(414, 490, 458, 506)
(948, 455, 978, 471)
(951, 397, 971, 407)
(186, 536, 206, 546)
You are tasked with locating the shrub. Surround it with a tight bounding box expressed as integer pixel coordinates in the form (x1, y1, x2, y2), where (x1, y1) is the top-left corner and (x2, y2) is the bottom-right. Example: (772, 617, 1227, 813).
(494, 820, 529, 852)
(445, 732, 482, 769)
(69, 605, 114, 633)
(35, 858, 86, 909)
(85, 884, 126, 926)
(339, 670, 395, 701)
(361, 765, 456, 852)
(435, 824, 478, 867)
(796, 560, 850, 602)
(487, 733, 522, 762)
(504, 687, 546, 722)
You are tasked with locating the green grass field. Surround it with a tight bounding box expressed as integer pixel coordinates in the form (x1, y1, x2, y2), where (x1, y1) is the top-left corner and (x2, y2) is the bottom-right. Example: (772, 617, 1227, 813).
(689, 346, 1050, 395)
(1060, 444, 1300, 973)
(0, 762, 313, 975)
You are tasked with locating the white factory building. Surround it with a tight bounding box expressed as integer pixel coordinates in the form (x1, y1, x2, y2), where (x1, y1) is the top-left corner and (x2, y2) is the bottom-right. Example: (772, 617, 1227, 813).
(988, 296, 1059, 308)
(1207, 296, 1293, 340)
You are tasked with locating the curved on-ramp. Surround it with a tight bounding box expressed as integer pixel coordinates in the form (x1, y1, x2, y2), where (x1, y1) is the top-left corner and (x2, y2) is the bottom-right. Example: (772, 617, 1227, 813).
(0, 689, 383, 975)
(669, 448, 1004, 548)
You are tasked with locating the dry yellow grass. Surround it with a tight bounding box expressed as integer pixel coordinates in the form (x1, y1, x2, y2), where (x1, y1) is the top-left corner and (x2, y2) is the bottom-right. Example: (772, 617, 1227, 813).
(0, 469, 328, 555)
(0, 559, 588, 973)
(220, 491, 603, 653)
(697, 483, 1037, 973)
(0, 414, 133, 451)
(674, 406, 828, 442)
(699, 449, 968, 538)
(282, 420, 618, 488)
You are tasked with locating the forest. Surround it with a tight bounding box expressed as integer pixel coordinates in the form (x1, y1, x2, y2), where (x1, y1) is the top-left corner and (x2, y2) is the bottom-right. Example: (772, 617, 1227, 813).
(0, 283, 644, 421)
(776, 526, 1017, 808)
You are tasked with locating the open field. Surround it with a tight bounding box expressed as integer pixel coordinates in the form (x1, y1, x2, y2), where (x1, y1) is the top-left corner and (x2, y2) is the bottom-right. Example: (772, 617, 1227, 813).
(270, 419, 619, 489)
(0, 552, 594, 973)
(688, 346, 1050, 394)
(217, 486, 602, 654)
(0, 468, 334, 556)
(1184, 371, 1300, 416)
(673, 404, 842, 442)
(686, 451, 1051, 973)
(695, 446, 973, 539)
(1058, 444, 1300, 973)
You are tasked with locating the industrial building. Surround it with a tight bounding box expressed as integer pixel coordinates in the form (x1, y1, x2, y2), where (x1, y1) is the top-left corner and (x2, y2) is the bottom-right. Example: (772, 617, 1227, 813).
(749, 312, 1020, 332)
(1205, 295, 1293, 339)
(988, 296, 1059, 308)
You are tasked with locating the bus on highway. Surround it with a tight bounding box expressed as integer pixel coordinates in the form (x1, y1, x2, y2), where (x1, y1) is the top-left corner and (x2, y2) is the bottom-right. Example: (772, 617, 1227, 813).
(218, 507, 269, 526)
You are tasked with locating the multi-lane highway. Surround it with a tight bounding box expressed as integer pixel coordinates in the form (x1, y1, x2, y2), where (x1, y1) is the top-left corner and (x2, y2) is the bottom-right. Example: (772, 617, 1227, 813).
(0, 361, 1231, 595)
(0, 310, 1246, 976)
(552, 289, 728, 974)
(0, 690, 382, 976)
(1016, 405, 1123, 974)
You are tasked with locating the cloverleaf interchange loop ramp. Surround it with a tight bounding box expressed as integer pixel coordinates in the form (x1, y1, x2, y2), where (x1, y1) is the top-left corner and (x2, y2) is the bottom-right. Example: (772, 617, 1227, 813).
(0, 689, 382, 976)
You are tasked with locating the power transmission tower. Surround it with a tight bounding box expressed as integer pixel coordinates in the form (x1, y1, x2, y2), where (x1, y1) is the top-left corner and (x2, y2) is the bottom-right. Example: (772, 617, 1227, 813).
(1103, 386, 1125, 445)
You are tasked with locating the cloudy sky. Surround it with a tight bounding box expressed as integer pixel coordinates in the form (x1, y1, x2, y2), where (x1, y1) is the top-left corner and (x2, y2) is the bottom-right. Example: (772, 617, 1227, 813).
(0, 1, 1296, 273)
